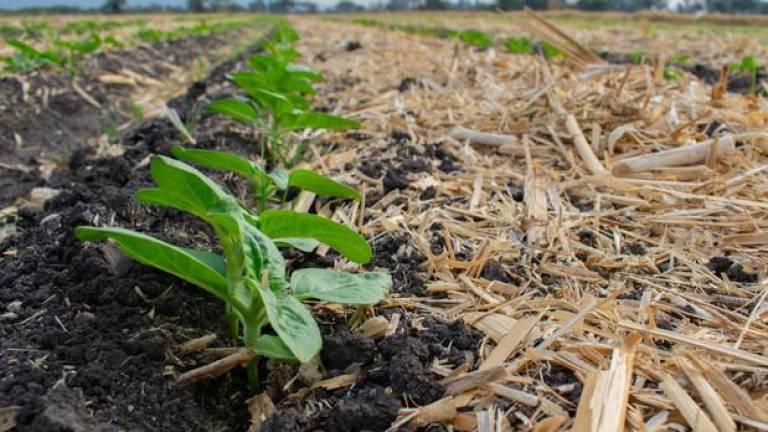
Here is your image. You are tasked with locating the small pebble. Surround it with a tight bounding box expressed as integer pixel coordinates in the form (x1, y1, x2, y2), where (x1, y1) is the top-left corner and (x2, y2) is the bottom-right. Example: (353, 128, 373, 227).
(7, 300, 22, 313)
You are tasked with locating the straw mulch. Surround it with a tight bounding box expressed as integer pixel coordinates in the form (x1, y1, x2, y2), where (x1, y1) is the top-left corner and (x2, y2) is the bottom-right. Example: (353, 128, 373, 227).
(288, 15, 768, 431)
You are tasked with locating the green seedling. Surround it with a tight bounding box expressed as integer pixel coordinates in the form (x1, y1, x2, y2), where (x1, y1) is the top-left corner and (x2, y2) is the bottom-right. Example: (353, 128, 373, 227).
(540, 42, 567, 59)
(76, 156, 390, 387)
(669, 54, 690, 65)
(731, 56, 762, 93)
(458, 30, 493, 49)
(209, 26, 360, 167)
(1, 39, 62, 73)
(504, 36, 533, 54)
(628, 49, 647, 64)
(171, 145, 361, 213)
(663, 67, 683, 81)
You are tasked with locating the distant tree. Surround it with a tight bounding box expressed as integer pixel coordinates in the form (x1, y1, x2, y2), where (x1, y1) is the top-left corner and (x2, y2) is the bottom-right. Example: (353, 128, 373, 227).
(497, 0, 523, 10)
(576, 0, 613, 10)
(524, 0, 548, 9)
(385, 0, 413, 9)
(102, 0, 126, 13)
(335, 0, 365, 11)
(249, 0, 268, 11)
(707, 0, 761, 13)
(208, 0, 242, 10)
(188, 0, 206, 11)
(272, 0, 295, 11)
(422, 0, 449, 9)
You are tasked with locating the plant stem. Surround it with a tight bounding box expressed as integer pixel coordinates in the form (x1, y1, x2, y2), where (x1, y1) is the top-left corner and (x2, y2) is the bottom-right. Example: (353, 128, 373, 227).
(243, 323, 262, 391)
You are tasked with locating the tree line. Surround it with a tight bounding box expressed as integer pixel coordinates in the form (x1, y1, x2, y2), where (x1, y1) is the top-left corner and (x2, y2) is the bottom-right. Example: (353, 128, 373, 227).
(17, 0, 768, 15)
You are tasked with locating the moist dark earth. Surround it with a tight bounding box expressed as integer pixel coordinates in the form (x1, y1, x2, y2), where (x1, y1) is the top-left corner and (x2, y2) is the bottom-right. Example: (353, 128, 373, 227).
(0, 31, 484, 432)
(0, 31, 233, 208)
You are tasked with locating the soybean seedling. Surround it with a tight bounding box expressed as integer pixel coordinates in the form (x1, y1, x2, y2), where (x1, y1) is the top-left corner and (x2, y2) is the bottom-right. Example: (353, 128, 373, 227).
(76, 156, 390, 388)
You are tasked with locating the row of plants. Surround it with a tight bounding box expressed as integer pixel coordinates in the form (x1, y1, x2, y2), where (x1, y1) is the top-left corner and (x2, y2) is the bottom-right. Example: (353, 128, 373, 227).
(347, 17, 567, 58)
(77, 23, 390, 389)
(135, 17, 266, 44)
(0, 17, 268, 75)
(345, 17, 764, 91)
(625, 49, 763, 91)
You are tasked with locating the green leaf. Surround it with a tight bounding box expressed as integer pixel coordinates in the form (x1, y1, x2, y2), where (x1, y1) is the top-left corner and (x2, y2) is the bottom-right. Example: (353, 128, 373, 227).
(75, 226, 228, 301)
(291, 269, 390, 304)
(171, 145, 264, 180)
(250, 279, 321, 363)
(288, 169, 362, 201)
(136, 156, 230, 219)
(258, 210, 372, 264)
(273, 237, 320, 252)
(252, 335, 298, 361)
(458, 30, 493, 49)
(250, 88, 294, 115)
(208, 98, 259, 124)
(282, 111, 361, 132)
(241, 216, 288, 290)
(287, 64, 324, 82)
(504, 37, 532, 54)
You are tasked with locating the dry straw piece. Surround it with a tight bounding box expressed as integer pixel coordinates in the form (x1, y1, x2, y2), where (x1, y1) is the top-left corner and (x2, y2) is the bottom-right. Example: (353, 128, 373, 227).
(282, 11, 768, 431)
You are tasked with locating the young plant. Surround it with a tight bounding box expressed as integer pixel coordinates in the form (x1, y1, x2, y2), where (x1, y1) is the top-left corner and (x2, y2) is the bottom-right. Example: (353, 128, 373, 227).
(1, 39, 62, 73)
(540, 42, 567, 59)
(171, 145, 361, 213)
(731, 56, 762, 93)
(209, 26, 360, 167)
(504, 36, 533, 55)
(76, 156, 390, 387)
(458, 30, 494, 50)
(628, 49, 647, 65)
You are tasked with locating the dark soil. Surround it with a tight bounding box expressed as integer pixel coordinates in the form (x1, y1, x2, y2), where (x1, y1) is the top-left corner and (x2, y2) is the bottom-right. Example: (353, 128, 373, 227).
(263, 317, 482, 432)
(0, 31, 234, 208)
(0, 34, 274, 432)
(706, 256, 758, 283)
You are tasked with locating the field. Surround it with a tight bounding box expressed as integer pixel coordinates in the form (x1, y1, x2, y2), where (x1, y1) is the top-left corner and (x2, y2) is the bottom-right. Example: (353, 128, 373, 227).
(1, 10, 767, 432)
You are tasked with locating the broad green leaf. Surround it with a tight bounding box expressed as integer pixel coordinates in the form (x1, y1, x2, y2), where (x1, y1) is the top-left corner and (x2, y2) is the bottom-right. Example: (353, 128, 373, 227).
(258, 210, 372, 264)
(241, 217, 288, 290)
(138, 156, 229, 219)
(287, 64, 324, 82)
(288, 169, 362, 201)
(250, 279, 321, 363)
(232, 71, 272, 93)
(248, 55, 281, 72)
(208, 98, 259, 124)
(75, 226, 228, 301)
(252, 335, 298, 361)
(282, 111, 360, 132)
(171, 145, 264, 180)
(273, 237, 319, 252)
(134, 188, 199, 216)
(274, 24, 299, 44)
(249, 88, 294, 115)
(281, 75, 315, 96)
(291, 269, 390, 304)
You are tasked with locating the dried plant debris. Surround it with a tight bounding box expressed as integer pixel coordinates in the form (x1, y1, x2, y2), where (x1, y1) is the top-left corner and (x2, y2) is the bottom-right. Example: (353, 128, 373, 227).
(257, 14, 768, 431)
